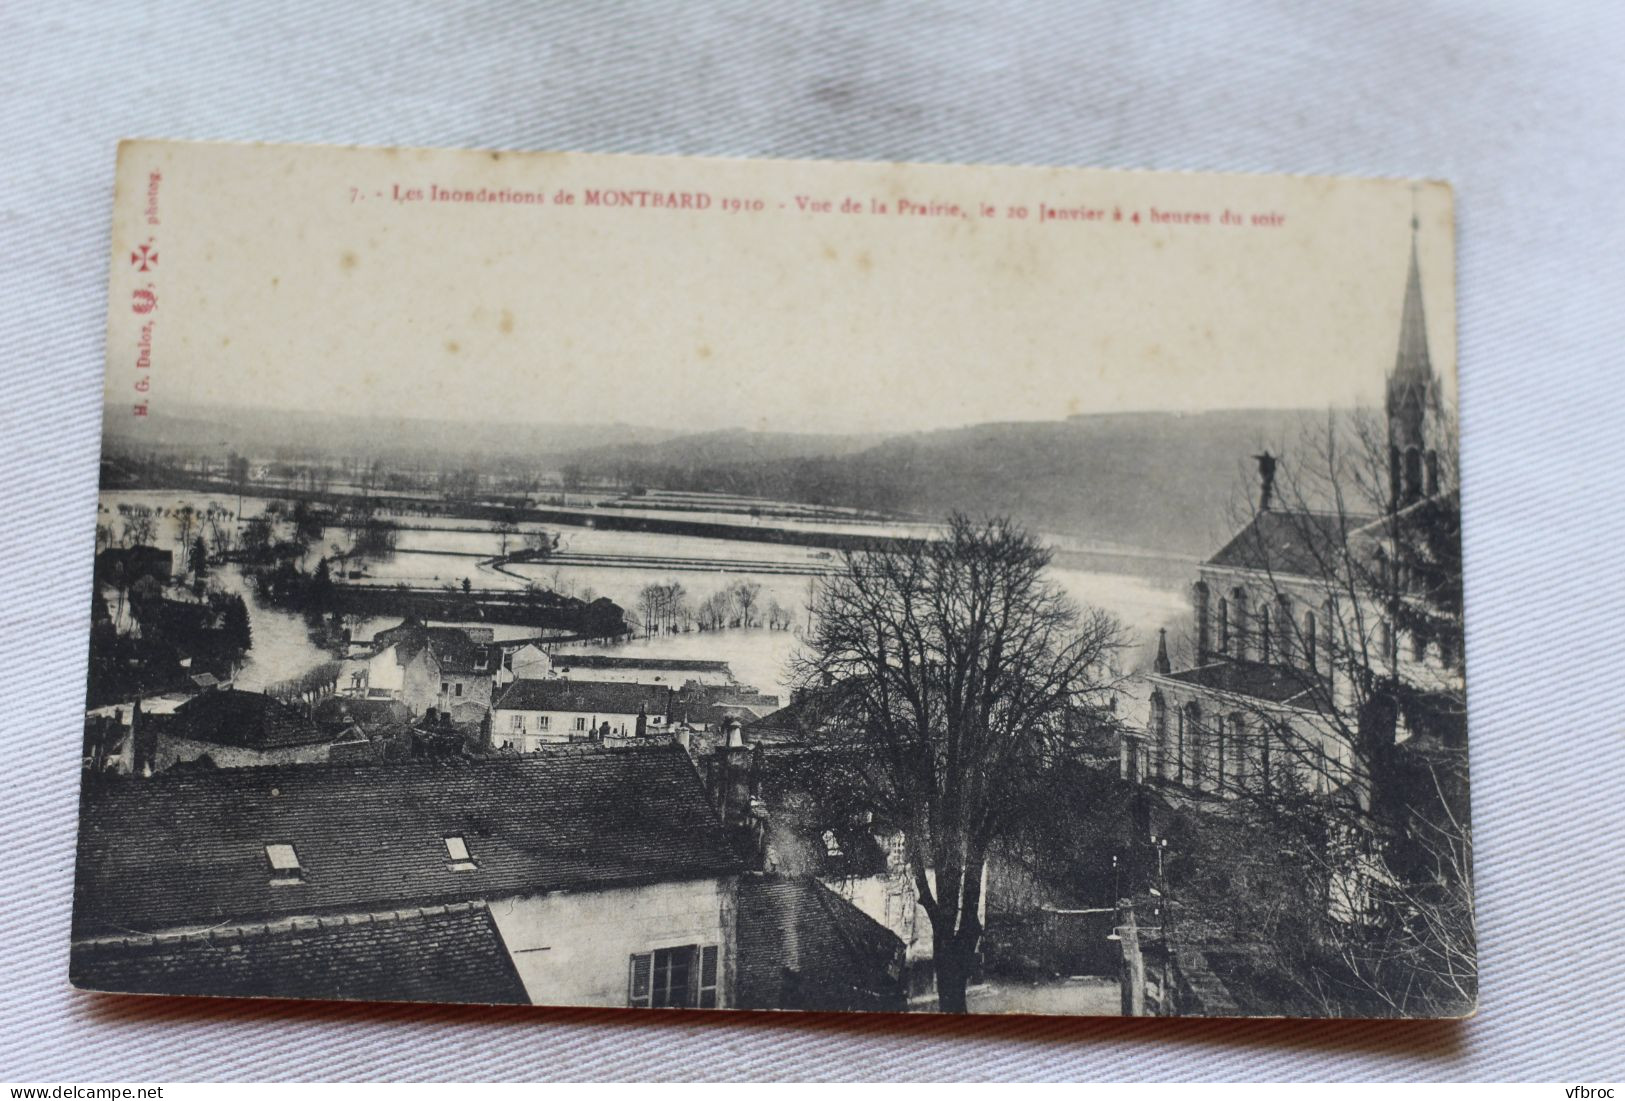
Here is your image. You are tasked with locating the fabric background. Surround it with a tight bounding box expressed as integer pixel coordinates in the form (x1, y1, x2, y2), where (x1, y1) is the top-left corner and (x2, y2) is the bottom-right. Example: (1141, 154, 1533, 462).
(2, 0, 1621, 1082)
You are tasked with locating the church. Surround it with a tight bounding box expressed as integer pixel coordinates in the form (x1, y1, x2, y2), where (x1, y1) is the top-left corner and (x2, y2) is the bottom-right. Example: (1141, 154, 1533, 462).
(1125, 218, 1465, 806)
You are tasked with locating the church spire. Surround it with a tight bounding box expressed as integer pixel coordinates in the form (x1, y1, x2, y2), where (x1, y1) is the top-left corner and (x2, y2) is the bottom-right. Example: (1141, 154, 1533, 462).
(1392, 214, 1434, 385)
(1387, 210, 1439, 507)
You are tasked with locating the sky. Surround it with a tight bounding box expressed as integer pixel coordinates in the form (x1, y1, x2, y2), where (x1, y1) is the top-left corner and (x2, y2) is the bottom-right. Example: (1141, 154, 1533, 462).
(105, 142, 1456, 436)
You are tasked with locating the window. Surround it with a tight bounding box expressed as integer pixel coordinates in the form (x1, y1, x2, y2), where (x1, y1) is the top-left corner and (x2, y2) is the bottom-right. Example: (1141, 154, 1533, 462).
(510, 713, 525, 732)
(573, 716, 587, 732)
(265, 843, 303, 884)
(444, 835, 477, 871)
(454, 682, 464, 697)
(441, 681, 449, 695)
(628, 945, 719, 1009)
(1258, 607, 1272, 664)
(1148, 691, 1169, 779)
(1217, 598, 1230, 655)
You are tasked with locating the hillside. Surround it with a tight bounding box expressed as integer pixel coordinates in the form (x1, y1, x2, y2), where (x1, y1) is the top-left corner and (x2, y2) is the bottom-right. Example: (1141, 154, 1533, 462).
(560, 409, 1330, 557)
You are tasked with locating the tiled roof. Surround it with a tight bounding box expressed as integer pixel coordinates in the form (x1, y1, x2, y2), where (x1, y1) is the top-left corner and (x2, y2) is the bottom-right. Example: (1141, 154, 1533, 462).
(735, 874, 905, 1012)
(73, 745, 742, 935)
(1206, 510, 1371, 578)
(553, 653, 732, 673)
(1158, 659, 1318, 706)
(312, 696, 413, 732)
(71, 901, 529, 1006)
(493, 678, 672, 716)
(169, 689, 330, 750)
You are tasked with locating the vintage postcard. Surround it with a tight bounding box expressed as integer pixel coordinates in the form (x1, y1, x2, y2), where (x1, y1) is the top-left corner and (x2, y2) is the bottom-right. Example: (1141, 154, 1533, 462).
(75, 141, 1470, 1018)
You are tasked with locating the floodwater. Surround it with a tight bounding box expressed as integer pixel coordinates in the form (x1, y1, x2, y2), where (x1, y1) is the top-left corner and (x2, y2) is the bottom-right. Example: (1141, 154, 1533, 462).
(95, 489, 1189, 701)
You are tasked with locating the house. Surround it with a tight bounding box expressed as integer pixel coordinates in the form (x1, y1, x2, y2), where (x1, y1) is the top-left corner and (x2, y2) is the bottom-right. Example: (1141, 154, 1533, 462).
(734, 874, 907, 1012)
(94, 544, 174, 586)
(670, 681, 782, 738)
(491, 679, 672, 750)
(339, 620, 498, 722)
(72, 744, 903, 1010)
(724, 701, 968, 999)
(72, 746, 742, 1007)
(104, 688, 366, 773)
(493, 639, 554, 687)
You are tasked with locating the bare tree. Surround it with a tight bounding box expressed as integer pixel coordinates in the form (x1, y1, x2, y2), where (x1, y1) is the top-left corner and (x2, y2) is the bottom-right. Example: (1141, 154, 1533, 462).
(121, 505, 156, 548)
(732, 580, 762, 628)
(792, 514, 1127, 1012)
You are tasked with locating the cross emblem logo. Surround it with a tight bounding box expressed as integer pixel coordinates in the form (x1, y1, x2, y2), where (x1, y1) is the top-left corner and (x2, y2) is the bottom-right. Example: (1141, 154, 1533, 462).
(130, 242, 158, 271)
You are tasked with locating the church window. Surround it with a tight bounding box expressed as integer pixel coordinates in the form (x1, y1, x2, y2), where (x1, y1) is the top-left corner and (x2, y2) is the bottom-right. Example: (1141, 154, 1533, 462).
(1218, 599, 1230, 656)
(1149, 691, 1169, 779)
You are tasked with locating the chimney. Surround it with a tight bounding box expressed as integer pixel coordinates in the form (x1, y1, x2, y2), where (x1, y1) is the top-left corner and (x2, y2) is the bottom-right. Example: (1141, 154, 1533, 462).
(1153, 629, 1171, 676)
(715, 720, 761, 863)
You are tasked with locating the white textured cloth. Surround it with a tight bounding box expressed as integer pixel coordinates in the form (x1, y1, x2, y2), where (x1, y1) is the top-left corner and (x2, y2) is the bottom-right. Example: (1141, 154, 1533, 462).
(2, 0, 1622, 1082)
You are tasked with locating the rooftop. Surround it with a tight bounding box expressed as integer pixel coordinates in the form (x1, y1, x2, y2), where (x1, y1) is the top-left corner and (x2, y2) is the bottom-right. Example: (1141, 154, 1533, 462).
(1206, 509, 1373, 578)
(73, 745, 742, 936)
(492, 678, 672, 716)
(552, 653, 732, 673)
(167, 689, 331, 750)
(71, 901, 529, 1006)
(373, 622, 496, 675)
(734, 874, 905, 1012)
(1157, 659, 1319, 707)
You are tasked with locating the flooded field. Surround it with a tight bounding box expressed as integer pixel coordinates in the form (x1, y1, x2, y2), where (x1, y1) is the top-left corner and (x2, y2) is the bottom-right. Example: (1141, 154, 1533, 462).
(96, 488, 1189, 699)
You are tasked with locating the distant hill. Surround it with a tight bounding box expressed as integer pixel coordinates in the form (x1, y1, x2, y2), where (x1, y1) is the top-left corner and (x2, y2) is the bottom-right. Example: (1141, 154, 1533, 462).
(559, 409, 1330, 557)
(104, 401, 680, 462)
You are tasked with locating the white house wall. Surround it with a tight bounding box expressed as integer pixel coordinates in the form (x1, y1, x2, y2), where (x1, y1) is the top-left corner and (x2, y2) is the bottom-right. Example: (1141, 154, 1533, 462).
(487, 877, 734, 1008)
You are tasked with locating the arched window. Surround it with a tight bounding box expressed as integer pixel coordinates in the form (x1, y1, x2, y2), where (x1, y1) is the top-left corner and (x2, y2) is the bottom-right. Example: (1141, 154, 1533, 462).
(1303, 610, 1317, 673)
(1380, 620, 1395, 664)
(1231, 588, 1250, 661)
(1276, 593, 1294, 664)
(1148, 691, 1169, 780)
(1404, 446, 1424, 499)
(1259, 725, 1273, 794)
(1213, 714, 1228, 791)
(1217, 599, 1230, 656)
(1230, 712, 1251, 794)
(1259, 606, 1272, 664)
(1175, 703, 1186, 784)
(1192, 580, 1211, 658)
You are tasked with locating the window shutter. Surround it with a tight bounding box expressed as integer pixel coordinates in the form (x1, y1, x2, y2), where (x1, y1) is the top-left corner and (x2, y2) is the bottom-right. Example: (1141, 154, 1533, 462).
(698, 944, 719, 1008)
(628, 952, 653, 1008)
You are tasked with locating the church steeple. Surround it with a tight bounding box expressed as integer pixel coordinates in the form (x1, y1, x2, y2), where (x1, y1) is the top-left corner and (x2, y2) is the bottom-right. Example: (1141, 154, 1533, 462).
(1387, 213, 1438, 507)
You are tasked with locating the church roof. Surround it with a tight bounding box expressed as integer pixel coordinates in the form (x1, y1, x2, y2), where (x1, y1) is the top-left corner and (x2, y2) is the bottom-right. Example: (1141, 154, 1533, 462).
(1205, 509, 1370, 578)
(1156, 659, 1318, 707)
